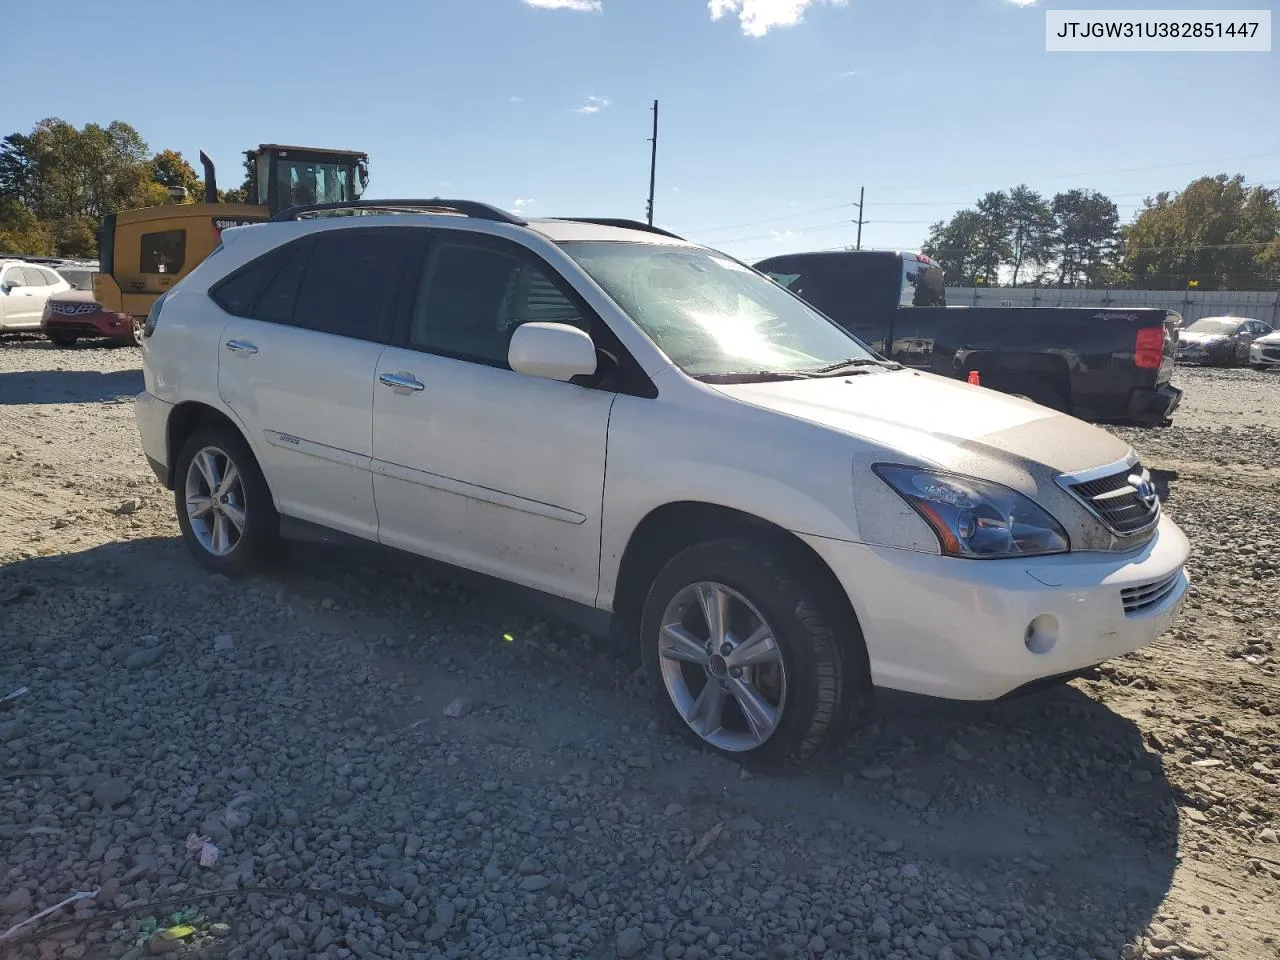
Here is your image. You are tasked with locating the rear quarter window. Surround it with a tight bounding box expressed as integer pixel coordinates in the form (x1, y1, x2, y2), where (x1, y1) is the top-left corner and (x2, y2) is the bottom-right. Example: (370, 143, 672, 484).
(209, 242, 307, 317)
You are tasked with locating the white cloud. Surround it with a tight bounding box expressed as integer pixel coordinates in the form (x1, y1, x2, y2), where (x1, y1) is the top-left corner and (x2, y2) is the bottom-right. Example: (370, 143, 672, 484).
(574, 95, 612, 114)
(509, 96, 524, 103)
(1007, 0, 1037, 5)
(523, 0, 601, 10)
(708, 0, 848, 37)
(513, 198, 536, 210)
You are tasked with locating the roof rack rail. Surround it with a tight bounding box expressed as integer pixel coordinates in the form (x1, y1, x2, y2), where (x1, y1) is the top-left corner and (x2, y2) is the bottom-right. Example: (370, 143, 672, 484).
(550, 217, 686, 241)
(269, 198, 527, 226)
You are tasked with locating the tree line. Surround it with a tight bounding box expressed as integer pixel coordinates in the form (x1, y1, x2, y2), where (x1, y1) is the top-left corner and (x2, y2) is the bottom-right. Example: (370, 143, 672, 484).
(922, 177, 1280, 291)
(0, 117, 246, 259)
(3, 117, 1278, 291)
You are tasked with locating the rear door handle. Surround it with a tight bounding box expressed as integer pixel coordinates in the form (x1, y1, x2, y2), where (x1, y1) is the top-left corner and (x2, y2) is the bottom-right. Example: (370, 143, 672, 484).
(226, 339, 258, 354)
(378, 372, 425, 392)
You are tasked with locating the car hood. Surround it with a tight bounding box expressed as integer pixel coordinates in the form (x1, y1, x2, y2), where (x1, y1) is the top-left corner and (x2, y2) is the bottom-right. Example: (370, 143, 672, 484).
(711, 368, 1131, 480)
(48, 290, 97, 305)
(1179, 331, 1228, 344)
(1254, 331, 1280, 345)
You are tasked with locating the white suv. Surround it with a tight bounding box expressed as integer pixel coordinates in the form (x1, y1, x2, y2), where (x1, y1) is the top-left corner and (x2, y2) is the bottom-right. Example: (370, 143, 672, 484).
(1, 259, 73, 332)
(133, 200, 1190, 768)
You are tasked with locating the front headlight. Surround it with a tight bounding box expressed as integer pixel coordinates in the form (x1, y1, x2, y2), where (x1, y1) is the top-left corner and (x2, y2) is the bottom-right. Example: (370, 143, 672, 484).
(873, 464, 1069, 559)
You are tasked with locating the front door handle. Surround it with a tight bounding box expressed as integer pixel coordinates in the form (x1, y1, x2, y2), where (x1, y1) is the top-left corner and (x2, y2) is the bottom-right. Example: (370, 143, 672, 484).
(378, 372, 425, 392)
(226, 339, 258, 355)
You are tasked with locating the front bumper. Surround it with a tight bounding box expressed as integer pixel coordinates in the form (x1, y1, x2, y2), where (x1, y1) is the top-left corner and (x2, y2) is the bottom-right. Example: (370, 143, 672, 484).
(135, 391, 174, 488)
(1177, 341, 1228, 364)
(799, 514, 1191, 700)
(1126, 382, 1181, 425)
(43, 310, 133, 339)
(1251, 343, 1280, 367)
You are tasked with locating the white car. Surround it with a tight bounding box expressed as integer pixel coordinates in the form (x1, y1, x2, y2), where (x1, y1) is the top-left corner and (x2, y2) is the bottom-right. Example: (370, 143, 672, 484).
(133, 201, 1190, 767)
(1250, 328, 1280, 369)
(0, 259, 73, 333)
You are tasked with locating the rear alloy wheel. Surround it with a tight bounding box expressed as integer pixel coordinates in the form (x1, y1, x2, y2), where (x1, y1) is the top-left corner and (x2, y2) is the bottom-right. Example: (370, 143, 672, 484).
(132, 316, 145, 346)
(640, 538, 868, 769)
(174, 428, 279, 576)
(46, 332, 77, 348)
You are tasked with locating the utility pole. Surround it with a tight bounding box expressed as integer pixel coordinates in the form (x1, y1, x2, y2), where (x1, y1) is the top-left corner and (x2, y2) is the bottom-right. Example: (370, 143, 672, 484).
(854, 186, 865, 250)
(645, 100, 659, 226)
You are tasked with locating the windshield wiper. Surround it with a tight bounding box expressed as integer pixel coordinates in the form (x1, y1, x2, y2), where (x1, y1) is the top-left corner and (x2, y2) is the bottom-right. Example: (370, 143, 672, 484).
(696, 370, 818, 383)
(809, 357, 903, 376)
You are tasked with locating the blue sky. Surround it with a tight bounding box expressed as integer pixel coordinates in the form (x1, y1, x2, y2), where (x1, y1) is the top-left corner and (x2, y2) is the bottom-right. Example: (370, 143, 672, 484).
(10, 0, 1279, 262)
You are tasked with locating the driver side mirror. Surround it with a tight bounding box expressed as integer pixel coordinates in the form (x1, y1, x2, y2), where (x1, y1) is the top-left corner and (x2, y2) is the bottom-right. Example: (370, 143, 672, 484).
(509, 322, 598, 382)
(2, 277, 23, 292)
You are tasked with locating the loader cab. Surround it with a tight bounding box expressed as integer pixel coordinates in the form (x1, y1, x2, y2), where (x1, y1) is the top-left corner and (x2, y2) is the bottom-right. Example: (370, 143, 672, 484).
(244, 144, 370, 215)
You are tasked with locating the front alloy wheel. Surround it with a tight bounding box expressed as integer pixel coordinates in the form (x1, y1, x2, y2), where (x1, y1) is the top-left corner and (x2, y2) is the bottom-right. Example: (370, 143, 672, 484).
(640, 538, 870, 769)
(658, 581, 787, 752)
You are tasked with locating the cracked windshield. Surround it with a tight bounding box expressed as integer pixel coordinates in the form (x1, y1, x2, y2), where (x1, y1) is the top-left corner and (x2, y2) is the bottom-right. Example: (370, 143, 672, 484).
(1, 1, 1277, 959)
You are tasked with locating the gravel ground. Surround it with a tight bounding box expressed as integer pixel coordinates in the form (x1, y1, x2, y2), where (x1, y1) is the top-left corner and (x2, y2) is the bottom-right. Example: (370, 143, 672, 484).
(1, 336, 1277, 960)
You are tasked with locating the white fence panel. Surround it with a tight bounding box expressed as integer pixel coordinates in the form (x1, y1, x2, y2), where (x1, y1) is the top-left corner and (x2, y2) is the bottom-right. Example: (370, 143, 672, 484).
(944, 287, 1280, 327)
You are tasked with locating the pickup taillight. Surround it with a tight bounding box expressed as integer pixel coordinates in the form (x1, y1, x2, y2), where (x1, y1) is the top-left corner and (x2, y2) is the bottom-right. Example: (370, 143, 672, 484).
(1134, 327, 1165, 369)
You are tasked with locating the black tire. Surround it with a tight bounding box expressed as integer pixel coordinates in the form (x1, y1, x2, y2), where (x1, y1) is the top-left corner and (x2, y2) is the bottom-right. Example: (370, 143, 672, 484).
(46, 332, 77, 348)
(639, 537, 870, 770)
(173, 426, 280, 577)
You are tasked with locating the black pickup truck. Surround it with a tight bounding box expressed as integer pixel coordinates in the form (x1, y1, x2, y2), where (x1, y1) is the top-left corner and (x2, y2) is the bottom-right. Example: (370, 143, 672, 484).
(752, 250, 1183, 426)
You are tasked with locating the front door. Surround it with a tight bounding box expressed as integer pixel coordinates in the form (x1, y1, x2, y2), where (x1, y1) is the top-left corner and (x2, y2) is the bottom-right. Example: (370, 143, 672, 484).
(215, 226, 418, 539)
(372, 231, 615, 606)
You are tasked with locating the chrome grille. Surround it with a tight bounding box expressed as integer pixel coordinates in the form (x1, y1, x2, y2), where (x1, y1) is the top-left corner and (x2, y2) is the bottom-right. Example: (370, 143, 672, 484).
(50, 302, 100, 316)
(1121, 570, 1180, 616)
(1067, 462, 1160, 536)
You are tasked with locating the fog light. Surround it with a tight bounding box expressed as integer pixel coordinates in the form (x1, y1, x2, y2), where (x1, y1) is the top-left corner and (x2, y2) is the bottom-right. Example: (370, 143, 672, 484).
(1024, 615, 1059, 655)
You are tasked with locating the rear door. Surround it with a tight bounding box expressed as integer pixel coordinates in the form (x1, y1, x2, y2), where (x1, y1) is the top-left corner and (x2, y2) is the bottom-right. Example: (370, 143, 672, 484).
(214, 226, 419, 540)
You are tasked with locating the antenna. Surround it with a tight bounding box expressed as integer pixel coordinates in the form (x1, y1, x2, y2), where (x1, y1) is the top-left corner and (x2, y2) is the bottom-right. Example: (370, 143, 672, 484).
(645, 100, 659, 226)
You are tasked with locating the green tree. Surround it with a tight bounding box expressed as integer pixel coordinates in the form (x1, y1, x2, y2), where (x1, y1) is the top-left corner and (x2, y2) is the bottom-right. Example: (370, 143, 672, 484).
(0, 198, 54, 255)
(1006, 184, 1053, 286)
(923, 210, 988, 286)
(1121, 175, 1280, 289)
(970, 191, 1012, 286)
(1048, 189, 1120, 287)
(0, 118, 169, 255)
(151, 149, 202, 202)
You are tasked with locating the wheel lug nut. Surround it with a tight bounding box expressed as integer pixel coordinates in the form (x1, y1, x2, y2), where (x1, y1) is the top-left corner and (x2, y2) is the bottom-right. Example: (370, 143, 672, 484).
(719, 643, 732, 655)
(729, 667, 742, 678)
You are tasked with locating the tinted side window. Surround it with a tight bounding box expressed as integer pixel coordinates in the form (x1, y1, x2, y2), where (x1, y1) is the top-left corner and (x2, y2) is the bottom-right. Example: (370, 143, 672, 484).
(409, 240, 586, 366)
(291, 230, 413, 342)
(253, 244, 310, 325)
(20, 267, 50, 286)
(901, 260, 947, 307)
(141, 230, 186, 274)
(40, 268, 64, 285)
(211, 243, 302, 317)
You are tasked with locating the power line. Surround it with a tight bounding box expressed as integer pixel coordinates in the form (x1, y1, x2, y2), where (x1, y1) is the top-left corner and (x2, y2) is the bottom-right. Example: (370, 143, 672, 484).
(686, 200, 858, 235)
(731, 238, 1280, 263)
(683, 173, 1280, 236)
